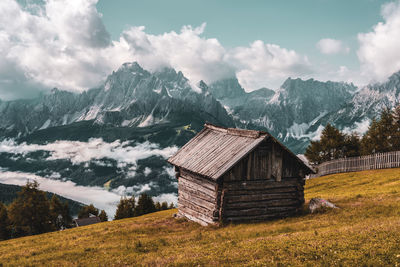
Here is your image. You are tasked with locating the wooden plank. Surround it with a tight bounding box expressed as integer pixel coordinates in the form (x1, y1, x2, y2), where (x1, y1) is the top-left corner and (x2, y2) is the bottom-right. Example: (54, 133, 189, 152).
(227, 128, 260, 138)
(223, 206, 298, 217)
(180, 171, 217, 191)
(226, 186, 299, 195)
(179, 191, 216, 211)
(225, 199, 301, 209)
(178, 207, 215, 225)
(178, 184, 216, 203)
(225, 179, 300, 191)
(178, 178, 217, 199)
(225, 192, 300, 203)
(246, 151, 252, 180)
(178, 198, 215, 218)
(219, 188, 226, 221)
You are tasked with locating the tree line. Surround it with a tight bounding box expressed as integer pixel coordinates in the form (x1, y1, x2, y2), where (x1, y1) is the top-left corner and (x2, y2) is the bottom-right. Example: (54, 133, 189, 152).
(114, 194, 174, 220)
(305, 106, 400, 164)
(0, 181, 174, 241)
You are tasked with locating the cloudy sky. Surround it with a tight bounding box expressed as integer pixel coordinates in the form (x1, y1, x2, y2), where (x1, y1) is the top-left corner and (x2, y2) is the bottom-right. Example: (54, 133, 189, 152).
(1, 0, 400, 100)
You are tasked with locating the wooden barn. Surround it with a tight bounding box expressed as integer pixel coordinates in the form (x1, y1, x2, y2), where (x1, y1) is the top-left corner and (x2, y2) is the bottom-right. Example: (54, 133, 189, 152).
(167, 123, 315, 225)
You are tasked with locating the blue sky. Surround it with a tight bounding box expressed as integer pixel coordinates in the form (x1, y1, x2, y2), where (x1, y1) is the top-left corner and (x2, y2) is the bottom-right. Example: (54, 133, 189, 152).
(97, 0, 382, 70)
(1, 0, 400, 99)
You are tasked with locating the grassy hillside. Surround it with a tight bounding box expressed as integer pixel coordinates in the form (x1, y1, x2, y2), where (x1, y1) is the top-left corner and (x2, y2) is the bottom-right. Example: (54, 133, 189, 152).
(1, 168, 399, 266)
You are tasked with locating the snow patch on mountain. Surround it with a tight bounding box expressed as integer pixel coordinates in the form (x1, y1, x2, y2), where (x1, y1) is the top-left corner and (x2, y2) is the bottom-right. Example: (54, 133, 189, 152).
(138, 114, 155, 127)
(39, 119, 51, 130)
(342, 118, 371, 135)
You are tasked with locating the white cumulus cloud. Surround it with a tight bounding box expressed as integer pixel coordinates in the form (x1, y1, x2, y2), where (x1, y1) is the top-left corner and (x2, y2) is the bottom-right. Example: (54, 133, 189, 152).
(316, 38, 349, 55)
(0, 0, 314, 99)
(0, 0, 114, 98)
(357, 0, 400, 83)
(229, 41, 312, 90)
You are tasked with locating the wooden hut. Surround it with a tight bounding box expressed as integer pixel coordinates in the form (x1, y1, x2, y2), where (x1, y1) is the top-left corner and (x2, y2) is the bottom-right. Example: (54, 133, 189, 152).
(73, 216, 101, 227)
(167, 123, 315, 225)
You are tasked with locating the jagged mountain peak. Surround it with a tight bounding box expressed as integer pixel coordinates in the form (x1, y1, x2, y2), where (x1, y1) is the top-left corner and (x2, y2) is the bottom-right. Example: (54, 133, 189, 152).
(153, 67, 188, 88)
(387, 69, 400, 82)
(208, 77, 246, 100)
(365, 69, 400, 94)
(198, 80, 207, 90)
(281, 76, 356, 93)
(248, 87, 275, 98)
(118, 62, 145, 73)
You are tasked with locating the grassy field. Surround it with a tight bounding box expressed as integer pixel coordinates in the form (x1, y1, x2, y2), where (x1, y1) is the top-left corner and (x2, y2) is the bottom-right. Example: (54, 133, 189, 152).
(1, 168, 400, 266)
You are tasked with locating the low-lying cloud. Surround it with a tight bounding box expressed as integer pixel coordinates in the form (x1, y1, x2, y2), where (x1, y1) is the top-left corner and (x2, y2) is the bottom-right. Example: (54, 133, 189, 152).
(0, 138, 179, 217)
(0, 168, 178, 218)
(0, 169, 120, 217)
(0, 138, 178, 166)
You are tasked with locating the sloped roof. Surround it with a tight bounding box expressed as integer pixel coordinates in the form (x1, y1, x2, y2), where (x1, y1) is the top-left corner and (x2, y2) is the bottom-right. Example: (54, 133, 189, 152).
(74, 216, 101, 227)
(168, 124, 315, 180)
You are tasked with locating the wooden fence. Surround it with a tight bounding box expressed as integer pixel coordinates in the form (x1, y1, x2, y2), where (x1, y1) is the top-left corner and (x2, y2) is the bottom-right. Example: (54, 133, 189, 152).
(311, 151, 400, 177)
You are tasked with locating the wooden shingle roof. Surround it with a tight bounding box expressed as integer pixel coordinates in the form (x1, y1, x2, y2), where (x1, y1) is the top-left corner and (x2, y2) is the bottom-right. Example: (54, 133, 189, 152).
(168, 124, 315, 180)
(74, 216, 101, 227)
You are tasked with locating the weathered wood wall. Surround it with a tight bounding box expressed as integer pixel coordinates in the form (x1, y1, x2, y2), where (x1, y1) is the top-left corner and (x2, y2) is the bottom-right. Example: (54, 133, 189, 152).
(220, 179, 304, 223)
(218, 139, 305, 223)
(224, 140, 306, 182)
(177, 169, 219, 226)
(311, 151, 400, 177)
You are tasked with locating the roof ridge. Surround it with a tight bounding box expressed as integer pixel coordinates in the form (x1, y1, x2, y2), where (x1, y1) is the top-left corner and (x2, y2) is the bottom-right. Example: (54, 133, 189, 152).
(204, 123, 267, 139)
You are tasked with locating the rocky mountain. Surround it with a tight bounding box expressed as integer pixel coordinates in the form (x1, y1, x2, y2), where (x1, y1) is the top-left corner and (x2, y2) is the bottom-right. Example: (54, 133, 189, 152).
(313, 70, 400, 132)
(209, 77, 357, 152)
(0, 62, 233, 140)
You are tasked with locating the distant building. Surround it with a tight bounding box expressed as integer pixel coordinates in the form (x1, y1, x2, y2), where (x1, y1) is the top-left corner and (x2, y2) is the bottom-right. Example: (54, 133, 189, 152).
(168, 123, 315, 225)
(74, 216, 101, 227)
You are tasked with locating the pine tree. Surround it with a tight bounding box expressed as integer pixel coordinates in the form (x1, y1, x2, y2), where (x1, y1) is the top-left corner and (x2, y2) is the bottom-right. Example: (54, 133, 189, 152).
(0, 202, 10, 240)
(78, 204, 99, 219)
(168, 203, 175, 209)
(305, 124, 346, 164)
(161, 202, 168, 210)
(135, 194, 156, 216)
(392, 105, 400, 150)
(343, 133, 361, 158)
(319, 123, 345, 161)
(305, 140, 323, 164)
(114, 196, 135, 220)
(99, 210, 108, 222)
(8, 181, 52, 236)
(50, 195, 72, 230)
(361, 118, 379, 155)
(155, 201, 161, 211)
(361, 108, 397, 154)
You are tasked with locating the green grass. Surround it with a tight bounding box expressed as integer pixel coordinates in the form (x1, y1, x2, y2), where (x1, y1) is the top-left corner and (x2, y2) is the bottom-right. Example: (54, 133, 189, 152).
(1, 168, 400, 266)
